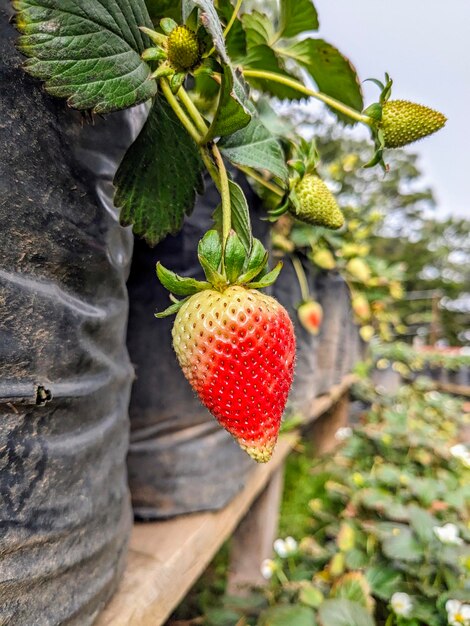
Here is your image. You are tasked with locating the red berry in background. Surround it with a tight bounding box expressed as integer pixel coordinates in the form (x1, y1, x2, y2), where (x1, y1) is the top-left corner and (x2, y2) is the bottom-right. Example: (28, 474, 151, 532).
(297, 300, 323, 336)
(172, 286, 296, 462)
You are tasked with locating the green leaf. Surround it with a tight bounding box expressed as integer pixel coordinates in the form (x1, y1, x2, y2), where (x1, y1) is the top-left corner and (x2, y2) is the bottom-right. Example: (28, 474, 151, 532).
(184, 0, 229, 62)
(220, 119, 288, 182)
(198, 230, 223, 271)
(156, 263, 210, 296)
(115, 96, 204, 246)
(279, 0, 319, 39)
(216, 0, 247, 62)
(318, 599, 374, 626)
(243, 45, 303, 100)
(224, 232, 246, 283)
(331, 574, 373, 611)
(381, 526, 424, 563)
(365, 565, 403, 601)
(299, 584, 324, 609)
(258, 605, 317, 626)
(13, 0, 157, 113)
(246, 262, 283, 289)
(213, 180, 253, 253)
(408, 505, 439, 543)
(280, 38, 363, 123)
(242, 11, 273, 48)
(205, 65, 251, 141)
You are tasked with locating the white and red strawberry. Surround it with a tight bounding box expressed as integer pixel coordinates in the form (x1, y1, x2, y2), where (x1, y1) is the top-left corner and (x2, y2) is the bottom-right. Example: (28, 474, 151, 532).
(156, 231, 296, 463)
(172, 286, 295, 462)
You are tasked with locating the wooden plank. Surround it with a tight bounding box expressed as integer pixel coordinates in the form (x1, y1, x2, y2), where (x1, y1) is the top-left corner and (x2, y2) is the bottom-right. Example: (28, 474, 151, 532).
(306, 373, 356, 426)
(308, 392, 350, 455)
(97, 434, 297, 626)
(432, 381, 470, 398)
(97, 376, 356, 626)
(226, 465, 285, 594)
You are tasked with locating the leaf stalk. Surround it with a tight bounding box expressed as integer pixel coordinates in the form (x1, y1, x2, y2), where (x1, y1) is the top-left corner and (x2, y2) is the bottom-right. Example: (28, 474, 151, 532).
(242, 69, 374, 126)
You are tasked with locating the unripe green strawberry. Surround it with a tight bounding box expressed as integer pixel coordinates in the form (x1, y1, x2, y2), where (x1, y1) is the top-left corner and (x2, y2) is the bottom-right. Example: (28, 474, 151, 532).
(381, 100, 446, 148)
(167, 25, 201, 72)
(172, 286, 296, 463)
(291, 175, 344, 230)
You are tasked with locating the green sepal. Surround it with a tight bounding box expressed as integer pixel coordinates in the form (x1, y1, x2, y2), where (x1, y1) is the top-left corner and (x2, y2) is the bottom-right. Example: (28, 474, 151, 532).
(155, 297, 189, 318)
(198, 230, 223, 271)
(237, 238, 269, 284)
(150, 64, 174, 79)
(171, 72, 186, 93)
(267, 202, 289, 219)
(224, 231, 246, 283)
(142, 47, 167, 62)
(363, 102, 382, 122)
(139, 27, 167, 47)
(198, 253, 227, 287)
(156, 262, 210, 296)
(380, 73, 393, 103)
(246, 261, 283, 289)
(161, 18, 178, 35)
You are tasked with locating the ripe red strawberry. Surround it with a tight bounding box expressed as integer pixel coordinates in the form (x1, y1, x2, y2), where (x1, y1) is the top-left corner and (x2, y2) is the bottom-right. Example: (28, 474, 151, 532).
(156, 231, 296, 463)
(172, 286, 296, 462)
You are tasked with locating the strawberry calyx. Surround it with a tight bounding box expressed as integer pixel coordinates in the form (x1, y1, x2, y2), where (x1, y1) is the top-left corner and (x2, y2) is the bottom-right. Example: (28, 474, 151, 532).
(156, 230, 282, 318)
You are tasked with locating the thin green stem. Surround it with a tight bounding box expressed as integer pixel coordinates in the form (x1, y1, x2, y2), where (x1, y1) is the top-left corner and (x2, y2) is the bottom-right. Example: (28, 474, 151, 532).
(212, 145, 231, 245)
(178, 84, 286, 199)
(160, 79, 202, 144)
(178, 87, 208, 136)
(291, 255, 310, 303)
(205, 0, 243, 58)
(242, 69, 374, 126)
(237, 165, 285, 197)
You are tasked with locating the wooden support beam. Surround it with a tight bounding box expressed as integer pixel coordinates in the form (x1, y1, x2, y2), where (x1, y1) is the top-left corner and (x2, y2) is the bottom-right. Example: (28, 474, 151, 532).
(226, 465, 285, 595)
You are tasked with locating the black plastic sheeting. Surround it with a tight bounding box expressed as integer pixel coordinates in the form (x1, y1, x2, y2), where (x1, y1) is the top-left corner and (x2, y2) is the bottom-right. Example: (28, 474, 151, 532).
(315, 271, 352, 395)
(0, 4, 144, 623)
(273, 256, 319, 417)
(126, 175, 267, 519)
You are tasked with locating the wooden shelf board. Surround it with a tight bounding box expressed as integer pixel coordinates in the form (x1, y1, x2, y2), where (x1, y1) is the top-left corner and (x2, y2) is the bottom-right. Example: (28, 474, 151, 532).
(97, 376, 355, 626)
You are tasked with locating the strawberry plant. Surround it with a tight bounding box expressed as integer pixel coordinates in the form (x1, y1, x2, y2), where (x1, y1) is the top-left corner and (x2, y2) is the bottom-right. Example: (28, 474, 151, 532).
(11, 0, 447, 460)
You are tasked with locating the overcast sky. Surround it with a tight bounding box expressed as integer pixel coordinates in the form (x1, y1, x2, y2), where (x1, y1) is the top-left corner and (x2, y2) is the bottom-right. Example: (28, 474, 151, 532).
(313, 0, 469, 219)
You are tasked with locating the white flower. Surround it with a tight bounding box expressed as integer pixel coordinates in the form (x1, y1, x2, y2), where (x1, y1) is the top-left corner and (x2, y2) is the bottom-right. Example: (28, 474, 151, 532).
(335, 427, 353, 441)
(260, 558, 276, 580)
(450, 444, 470, 468)
(273, 536, 298, 557)
(433, 523, 463, 546)
(446, 599, 470, 625)
(391, 592, 413, 617)
(284, 536, 298, 554)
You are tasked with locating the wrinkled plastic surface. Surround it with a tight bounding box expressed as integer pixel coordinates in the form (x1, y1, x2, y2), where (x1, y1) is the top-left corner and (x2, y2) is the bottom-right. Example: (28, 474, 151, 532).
(0, 5, 143, 623)
(273, 256, 319, 416)
(126, 175, 266, 519)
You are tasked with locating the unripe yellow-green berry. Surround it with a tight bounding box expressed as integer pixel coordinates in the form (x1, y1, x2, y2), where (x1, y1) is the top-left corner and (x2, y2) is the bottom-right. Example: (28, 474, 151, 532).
(381, 100, 447, 148)
(290, 175, 344, 230)
(166, 25, 201, 72)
